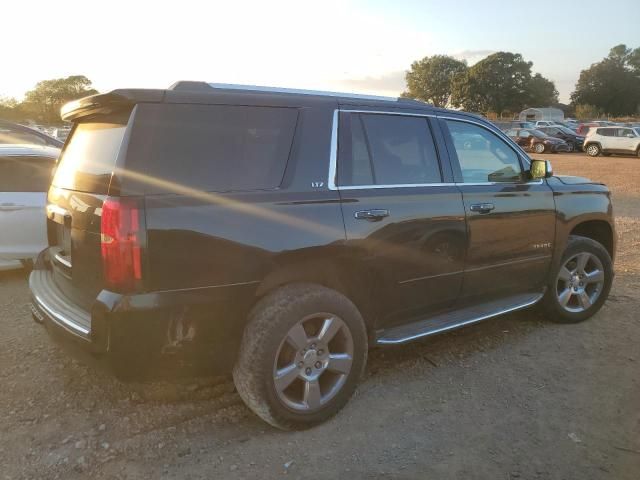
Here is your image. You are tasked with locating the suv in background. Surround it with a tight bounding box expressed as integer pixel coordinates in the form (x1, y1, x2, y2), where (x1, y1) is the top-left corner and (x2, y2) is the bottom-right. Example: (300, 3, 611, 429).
(537, 126, 585, 152)
(505, 128, 570, 153)
(584, 126, 640, 157)
(0, 144, 60, 270)
(30, 82, 615, 430)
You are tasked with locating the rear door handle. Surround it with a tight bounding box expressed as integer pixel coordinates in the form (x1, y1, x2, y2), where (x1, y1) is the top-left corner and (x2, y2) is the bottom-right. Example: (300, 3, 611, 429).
(469, 203, 495, 214)
(354, 209, 390, 221)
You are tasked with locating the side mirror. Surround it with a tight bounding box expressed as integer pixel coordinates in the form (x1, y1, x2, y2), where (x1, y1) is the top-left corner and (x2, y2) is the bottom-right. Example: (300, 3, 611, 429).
(530, 159, 553, 179)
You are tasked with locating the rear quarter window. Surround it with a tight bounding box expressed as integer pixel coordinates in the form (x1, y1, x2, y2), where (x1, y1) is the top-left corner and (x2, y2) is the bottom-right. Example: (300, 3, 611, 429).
(126, 104, 298, 194)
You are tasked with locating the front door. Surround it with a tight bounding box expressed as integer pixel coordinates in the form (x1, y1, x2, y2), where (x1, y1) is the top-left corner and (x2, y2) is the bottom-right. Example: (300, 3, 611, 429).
(614, 127, 638, 153)
(336, 111, 467, 326)
(440, 117, 556, 299)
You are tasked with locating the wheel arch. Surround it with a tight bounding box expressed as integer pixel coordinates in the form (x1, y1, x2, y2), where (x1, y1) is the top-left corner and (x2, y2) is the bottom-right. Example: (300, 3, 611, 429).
(254, 256, 377, 336)
(570, 220, 614, 259)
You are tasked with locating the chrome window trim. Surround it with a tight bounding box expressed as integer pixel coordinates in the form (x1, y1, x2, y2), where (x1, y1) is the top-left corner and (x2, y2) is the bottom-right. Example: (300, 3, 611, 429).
(328, 109, 541, 191)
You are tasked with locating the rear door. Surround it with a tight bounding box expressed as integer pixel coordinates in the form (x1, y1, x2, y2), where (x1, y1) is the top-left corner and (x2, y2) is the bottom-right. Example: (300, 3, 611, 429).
(336, 110, 466, 326)
(46, 115, 131, 310)
(0, 155, 54, 260)
(440, 116, 556, 299)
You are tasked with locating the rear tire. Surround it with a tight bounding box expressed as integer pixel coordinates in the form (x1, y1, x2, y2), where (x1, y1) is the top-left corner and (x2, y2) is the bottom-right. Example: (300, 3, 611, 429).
(586, 144, 601, 157)
(233, 283, 368, 430)
(541, 236, 612, 323)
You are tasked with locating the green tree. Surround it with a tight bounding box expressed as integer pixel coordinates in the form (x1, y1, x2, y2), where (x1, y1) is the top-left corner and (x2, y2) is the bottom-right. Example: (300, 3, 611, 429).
(21, 75, 98, 123)
(528, 73, 559, 106)
(403, 55, 468, 107)
(450, 52, 556, 115)
(570, 44, 640, 116)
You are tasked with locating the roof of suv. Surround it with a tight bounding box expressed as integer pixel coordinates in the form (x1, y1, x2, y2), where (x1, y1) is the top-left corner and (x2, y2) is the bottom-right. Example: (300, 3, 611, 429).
(61, 81, 485, 123)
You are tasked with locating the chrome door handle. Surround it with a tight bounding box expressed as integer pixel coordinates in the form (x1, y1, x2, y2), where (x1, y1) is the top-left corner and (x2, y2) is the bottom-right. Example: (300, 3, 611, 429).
(354, 209, 390, 221)
(469, 203, 495, 214)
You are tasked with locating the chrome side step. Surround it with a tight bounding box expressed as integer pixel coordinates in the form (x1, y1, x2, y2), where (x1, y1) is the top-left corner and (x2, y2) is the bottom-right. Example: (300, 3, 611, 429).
(376, 292, 544, 345)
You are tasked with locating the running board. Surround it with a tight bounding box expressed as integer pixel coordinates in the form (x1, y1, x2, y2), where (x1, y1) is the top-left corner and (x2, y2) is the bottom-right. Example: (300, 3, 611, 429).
(376, 292, 544, 345)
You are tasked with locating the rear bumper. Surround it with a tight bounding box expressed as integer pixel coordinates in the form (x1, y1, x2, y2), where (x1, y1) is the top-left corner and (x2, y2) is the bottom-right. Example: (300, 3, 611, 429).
(29, 263, 256, 377)
(30, 269, 92, 340)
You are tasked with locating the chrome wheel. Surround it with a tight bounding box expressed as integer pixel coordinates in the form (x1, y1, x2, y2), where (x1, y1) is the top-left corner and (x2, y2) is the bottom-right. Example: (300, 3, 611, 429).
(556, 252, 605, 313)
(534, 143, 545, 154)
(273, 314, 354, 412)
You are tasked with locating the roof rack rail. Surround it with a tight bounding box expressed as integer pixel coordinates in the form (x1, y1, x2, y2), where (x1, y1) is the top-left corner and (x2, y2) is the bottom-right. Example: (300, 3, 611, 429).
(203, 82, 399, 102)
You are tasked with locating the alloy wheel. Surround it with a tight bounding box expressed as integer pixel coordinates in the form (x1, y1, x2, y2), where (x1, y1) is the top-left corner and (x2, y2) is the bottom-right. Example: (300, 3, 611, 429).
(556, 252, 605, 313)
(273, 314, 354, 412)
(586, 145, 600, 156)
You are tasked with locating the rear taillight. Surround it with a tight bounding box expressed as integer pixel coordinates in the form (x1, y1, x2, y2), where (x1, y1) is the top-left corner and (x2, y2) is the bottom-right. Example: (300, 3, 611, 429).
(100, 197, 143, 292)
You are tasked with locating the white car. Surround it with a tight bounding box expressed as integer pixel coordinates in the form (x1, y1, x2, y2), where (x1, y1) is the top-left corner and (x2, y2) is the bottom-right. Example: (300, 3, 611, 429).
(0, 145, 59, 270)
(584, 126, 640, 157)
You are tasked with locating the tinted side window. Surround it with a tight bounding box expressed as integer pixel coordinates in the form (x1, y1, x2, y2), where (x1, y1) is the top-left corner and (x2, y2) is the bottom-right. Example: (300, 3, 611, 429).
(446, 120, 522, 183)
(0, 156, 55, 192)
(130, 104, 298, 193)
(338, 113, 441, 186)
(361, 114, 441, 185)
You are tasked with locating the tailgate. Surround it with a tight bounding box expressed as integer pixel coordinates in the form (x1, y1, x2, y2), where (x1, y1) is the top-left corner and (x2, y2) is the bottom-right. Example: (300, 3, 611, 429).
(46, 118, 130, 310)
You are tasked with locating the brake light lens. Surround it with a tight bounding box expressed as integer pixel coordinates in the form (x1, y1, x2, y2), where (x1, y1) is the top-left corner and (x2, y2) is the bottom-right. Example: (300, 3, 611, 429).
(100, 197, 142, 292)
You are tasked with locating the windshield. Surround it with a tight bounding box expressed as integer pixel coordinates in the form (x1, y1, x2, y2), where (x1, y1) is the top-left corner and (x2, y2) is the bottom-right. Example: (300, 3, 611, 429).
(558, 126, 577, 135)
(530, 129, 547, 138)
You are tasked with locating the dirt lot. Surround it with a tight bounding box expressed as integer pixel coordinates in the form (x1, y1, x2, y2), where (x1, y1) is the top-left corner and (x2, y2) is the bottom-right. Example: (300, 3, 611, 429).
(1, 152, 639, 480)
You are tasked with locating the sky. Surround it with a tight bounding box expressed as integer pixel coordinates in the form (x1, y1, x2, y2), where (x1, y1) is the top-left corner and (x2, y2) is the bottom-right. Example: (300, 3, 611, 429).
(2, 0, 639, 104)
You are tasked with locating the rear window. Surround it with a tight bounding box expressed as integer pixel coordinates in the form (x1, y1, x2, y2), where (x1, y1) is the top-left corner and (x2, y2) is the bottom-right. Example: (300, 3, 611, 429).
(127, 104, 298, 194)
(52, 121, 127, 194)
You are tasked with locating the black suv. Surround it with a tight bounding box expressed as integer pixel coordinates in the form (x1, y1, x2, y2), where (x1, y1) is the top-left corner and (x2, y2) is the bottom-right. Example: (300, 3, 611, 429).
(30, 82, 616, 430)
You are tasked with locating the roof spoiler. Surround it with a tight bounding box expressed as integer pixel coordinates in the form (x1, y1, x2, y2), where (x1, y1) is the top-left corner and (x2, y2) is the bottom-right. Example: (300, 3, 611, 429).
(60, 89, 165, 121)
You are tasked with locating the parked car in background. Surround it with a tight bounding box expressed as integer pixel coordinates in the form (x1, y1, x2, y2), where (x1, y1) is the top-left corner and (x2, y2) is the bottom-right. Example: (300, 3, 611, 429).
(537, 126, 585, 152)
(0, 144, 60, 270)
(534, 120, 560, 128)
(584, 126, 640, 157)
(505, 128, 570, 153)
(576, 122, 600, 136)
(0, 120, 63, 148)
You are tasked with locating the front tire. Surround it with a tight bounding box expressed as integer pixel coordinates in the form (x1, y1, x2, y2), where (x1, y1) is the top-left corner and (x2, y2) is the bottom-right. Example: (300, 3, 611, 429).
(233, 283, 368, 430)
(586, 144, 601, 157)
(541, 236, 613, 323)
(533, 143, 546, 154)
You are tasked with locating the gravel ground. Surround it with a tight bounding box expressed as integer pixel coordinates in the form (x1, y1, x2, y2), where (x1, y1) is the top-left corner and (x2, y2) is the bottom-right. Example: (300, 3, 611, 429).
(1, 153, 639, 479)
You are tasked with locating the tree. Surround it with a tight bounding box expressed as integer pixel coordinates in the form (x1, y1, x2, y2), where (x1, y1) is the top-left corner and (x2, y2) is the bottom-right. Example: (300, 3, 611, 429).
(403, 55, 468, 107)
(450, 52, 557, 116)
(0, 96, 21, 121)
(21, 75, 98, 124)
(570, 44, 640, 116)
(528, 73, 559, 106)
(574, 104, 603, 120)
